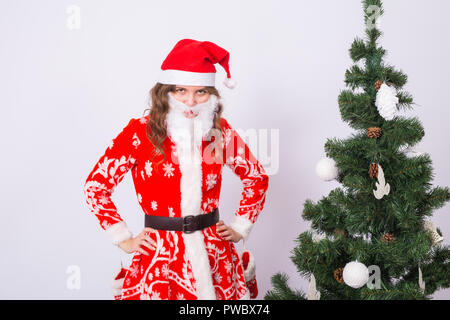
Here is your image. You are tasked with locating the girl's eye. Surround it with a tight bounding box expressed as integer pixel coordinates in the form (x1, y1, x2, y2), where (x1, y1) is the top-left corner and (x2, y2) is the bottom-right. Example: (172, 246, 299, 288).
(176, 88, 185, 93)
(197, 90, 206, 94)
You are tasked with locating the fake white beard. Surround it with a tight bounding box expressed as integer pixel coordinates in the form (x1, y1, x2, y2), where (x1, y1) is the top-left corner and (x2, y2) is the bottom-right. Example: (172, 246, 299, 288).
(165, 93, 219, 154)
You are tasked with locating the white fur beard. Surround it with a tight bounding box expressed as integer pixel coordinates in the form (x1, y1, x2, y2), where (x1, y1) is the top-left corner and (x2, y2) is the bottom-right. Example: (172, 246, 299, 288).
(166, 93, 218, 138)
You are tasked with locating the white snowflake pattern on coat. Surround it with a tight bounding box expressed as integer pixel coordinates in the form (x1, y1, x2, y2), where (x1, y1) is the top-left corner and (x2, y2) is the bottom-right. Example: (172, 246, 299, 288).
(244, 188, 254, 198)
(98, 193, 110, 205)
(145, 161, 153, 178)
(139, 117, 148, 124)
(129, 264, 139, 278)
(163, 162, 175, 178)
(205, 173, 218, 191)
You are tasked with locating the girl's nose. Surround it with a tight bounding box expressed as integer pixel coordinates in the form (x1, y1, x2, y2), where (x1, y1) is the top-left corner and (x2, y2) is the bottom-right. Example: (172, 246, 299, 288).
(185, 94, 196, 106)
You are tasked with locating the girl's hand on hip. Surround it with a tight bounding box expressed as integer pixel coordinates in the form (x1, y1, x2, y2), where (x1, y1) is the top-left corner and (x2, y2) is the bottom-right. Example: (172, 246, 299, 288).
(118, 228, 157, 255)
(216, 220, 243, 243)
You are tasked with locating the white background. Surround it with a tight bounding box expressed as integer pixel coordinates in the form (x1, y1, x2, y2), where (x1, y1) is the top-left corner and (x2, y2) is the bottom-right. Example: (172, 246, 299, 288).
(0, 0, 449, 299)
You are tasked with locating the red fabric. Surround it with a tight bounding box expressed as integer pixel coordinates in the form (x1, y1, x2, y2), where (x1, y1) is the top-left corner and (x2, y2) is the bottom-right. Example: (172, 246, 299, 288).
(242, 251, 250, 270)
(84, 116, 269, 300)
(246, 277, 258, 299)
(161, 39, 231, 78)
(114, 268, 128, 280)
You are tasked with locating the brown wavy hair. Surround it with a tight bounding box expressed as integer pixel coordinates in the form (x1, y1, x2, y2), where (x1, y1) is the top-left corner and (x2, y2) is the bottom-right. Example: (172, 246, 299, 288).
(142, 82, 224, 172)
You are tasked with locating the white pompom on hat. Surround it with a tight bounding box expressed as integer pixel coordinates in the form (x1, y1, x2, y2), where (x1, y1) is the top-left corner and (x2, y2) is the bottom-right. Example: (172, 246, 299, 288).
(158, 39, 235, 89)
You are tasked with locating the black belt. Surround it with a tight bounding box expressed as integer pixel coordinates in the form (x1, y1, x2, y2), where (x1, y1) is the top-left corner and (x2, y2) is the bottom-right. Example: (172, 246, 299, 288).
(145, 208, 219, 234)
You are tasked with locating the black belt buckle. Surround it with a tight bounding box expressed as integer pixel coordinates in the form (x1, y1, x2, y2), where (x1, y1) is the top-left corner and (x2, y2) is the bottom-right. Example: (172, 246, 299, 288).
(183, 215, 196, 234)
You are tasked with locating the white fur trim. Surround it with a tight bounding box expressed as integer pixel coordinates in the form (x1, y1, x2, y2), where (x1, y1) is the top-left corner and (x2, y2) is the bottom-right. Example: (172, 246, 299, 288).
(111, 276, 124, 296)
(105, 221, 133, 246)
(166, 96, 218, 300)
(158, 69, 216, 86)
(229, 215, 254, 241)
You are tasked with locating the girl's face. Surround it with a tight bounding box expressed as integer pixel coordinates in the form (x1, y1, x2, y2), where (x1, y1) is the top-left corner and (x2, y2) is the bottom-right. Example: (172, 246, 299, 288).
(170, 85, 210, 106)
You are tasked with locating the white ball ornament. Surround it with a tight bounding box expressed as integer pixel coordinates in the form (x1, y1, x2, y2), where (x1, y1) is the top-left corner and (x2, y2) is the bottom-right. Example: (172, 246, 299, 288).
(343, 260, 369, 289)
(315, 157, 339, 181)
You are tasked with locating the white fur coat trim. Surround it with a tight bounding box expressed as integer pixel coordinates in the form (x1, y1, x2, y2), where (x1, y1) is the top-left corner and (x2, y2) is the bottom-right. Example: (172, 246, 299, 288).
(229, 215, 254, 241)
(166, 93, 218, 300)
(105, 221, 133, 246)
(111, 276, 125, 296)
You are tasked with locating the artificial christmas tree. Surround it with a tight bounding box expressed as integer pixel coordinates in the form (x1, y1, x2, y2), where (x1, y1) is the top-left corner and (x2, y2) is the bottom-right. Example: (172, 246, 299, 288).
(266, 0, 450, 300)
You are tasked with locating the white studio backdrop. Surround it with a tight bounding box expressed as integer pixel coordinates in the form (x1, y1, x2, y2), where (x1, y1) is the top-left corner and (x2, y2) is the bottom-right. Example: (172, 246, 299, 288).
(0, 0, 449, 299)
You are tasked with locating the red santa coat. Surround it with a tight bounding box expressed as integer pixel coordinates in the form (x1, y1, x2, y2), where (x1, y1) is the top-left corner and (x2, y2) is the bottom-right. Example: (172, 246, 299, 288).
(84, 115, 269, 300)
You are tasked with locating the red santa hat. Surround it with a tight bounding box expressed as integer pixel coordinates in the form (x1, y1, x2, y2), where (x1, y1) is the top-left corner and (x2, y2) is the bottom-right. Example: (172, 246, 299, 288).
(158, 39, 236, 89)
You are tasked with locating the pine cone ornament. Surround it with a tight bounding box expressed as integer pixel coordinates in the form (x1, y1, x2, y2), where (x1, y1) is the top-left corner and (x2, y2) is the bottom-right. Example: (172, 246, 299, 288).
(374, 80, 383, 91)
(367, 127, 382, 138)
(381, 233, 396, 243)
(375, 83, 399, 120)
(334, 229, 349, 238)
(369, 163, 379, 179)
(334, 268, 345, 284)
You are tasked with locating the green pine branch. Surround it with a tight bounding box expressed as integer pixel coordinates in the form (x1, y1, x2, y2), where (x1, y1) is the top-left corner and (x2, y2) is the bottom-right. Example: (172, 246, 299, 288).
(264, 273, 305, 300)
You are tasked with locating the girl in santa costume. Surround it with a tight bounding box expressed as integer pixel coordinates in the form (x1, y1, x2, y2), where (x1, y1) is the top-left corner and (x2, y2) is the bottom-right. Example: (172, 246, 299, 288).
(84, 39, 269, 300)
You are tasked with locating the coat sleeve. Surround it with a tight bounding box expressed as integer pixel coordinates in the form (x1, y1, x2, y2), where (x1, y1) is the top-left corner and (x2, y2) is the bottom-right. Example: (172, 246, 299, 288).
(83, 118, 139, 246)
(221, 118, 269, 241)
